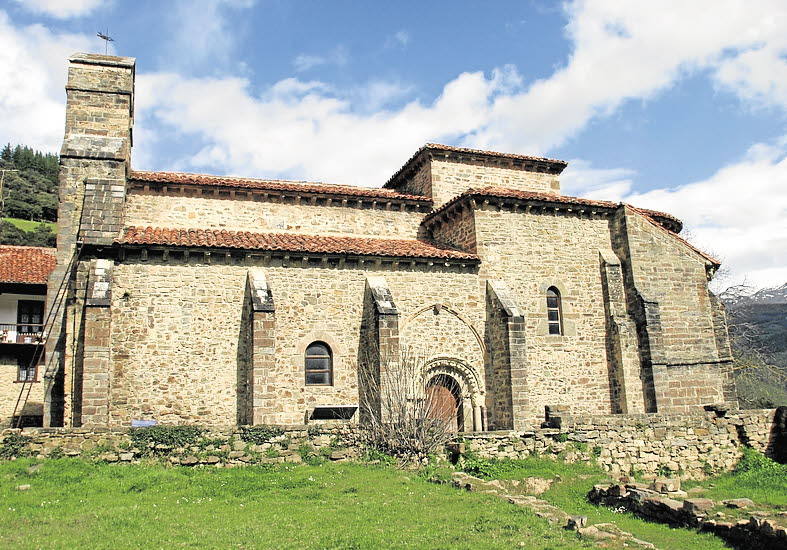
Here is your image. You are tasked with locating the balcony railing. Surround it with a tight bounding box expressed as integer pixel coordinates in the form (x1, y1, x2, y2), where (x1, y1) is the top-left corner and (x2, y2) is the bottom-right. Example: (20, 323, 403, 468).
(0, 324, 45, 344)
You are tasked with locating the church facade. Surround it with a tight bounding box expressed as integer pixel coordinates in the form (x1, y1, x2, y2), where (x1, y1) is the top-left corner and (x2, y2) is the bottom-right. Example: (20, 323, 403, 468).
(41, 53, 737, 430)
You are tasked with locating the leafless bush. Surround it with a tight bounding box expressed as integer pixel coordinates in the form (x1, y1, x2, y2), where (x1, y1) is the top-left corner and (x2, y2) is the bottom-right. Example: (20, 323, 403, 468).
(357, 347, 456, 460)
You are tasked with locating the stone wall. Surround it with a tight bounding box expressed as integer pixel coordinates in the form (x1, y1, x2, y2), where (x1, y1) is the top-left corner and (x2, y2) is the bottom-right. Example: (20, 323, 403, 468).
(0, 351, 45, 427)
(462, 409, 780, 480)
(0, 424, 361, 466)
(430, 158, 560, 207)
(474, 206, 619, 424)
(105, 254, 485, 426)
(615, 208, 732, 413)
(124, 191, 426, 239)
(622, 209, 720, 364)
(430, 203, 477, 252)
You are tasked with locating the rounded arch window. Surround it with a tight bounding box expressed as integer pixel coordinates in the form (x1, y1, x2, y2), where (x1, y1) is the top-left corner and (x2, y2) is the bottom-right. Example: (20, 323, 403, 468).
(305, 341, 333, 386)
(546, 287, 563, 335)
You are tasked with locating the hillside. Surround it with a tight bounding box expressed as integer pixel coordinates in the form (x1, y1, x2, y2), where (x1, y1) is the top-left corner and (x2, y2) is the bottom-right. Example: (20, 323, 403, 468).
(722, 283, 787, 408)
(0, 144, 58, 246)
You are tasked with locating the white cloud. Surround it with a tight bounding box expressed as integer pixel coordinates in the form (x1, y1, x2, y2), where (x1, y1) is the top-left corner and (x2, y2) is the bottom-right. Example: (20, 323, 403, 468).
(622, 138, 787, 289)
(386, 30, 410, 48)
(467, 0, 787, 153)
(162, 0, 256, 72)
(293, 46, 349, 72)
(134, 69, 498, 184)
(561, 159, 635, 201)
(13, 0, 104, 19)
(0, 11, 94, 151)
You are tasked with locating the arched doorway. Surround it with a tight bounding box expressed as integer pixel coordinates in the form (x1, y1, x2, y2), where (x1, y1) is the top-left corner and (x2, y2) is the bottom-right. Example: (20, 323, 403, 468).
(426, 374, 462, 432)
(423, 357, 485, 432)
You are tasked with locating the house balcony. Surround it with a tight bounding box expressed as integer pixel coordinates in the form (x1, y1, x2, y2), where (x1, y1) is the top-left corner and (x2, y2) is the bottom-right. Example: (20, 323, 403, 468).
(0, 323, 46, 345)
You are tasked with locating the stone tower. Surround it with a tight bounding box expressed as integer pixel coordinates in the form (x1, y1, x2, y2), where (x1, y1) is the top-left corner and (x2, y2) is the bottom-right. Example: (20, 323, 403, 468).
(44, 54, 135, 426)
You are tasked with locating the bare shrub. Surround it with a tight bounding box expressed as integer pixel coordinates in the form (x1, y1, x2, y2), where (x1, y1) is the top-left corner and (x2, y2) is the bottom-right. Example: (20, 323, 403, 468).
(357, 347, 456, 461)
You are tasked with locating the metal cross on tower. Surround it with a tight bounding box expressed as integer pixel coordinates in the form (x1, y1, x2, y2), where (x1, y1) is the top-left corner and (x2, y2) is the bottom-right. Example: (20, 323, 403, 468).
(97, 31, 114, 55)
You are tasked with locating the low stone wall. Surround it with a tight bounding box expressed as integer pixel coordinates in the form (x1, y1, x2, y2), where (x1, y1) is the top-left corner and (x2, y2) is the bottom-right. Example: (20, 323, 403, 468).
(0, 424, 362, 466)
(1, 409, 782, 478)
(461, 409, 780, 479)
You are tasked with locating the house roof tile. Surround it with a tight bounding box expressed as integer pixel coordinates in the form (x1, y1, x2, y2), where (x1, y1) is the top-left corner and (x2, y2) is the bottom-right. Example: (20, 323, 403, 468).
(0, 245, 57, 285)
(129, 170, 431, 204)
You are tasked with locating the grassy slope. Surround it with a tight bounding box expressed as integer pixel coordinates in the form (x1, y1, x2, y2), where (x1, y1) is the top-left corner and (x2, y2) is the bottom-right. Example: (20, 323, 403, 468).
(2, 217, 55, 232)
(462, 457, 729, 550)
(0, 459, 592, 550)
(693, 469, 787, 507)
(683, 449, 787, 508)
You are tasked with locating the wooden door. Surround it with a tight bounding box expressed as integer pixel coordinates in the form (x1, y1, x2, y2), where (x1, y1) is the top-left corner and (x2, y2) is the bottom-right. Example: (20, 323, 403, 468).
(426, 381, 459, 432)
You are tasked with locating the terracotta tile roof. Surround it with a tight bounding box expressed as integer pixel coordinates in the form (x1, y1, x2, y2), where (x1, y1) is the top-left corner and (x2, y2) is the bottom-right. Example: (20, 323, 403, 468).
(423, 187, 683, 233)
(117, 227, 478, 262)
(129, 170, 431, 204)
(424, 143, 567, 167)
(384, 143, 568, 189)
(0, 245, 57, 285)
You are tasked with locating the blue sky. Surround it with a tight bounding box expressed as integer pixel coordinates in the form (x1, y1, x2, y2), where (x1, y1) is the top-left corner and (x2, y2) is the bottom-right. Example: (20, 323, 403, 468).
(1, 0, 786, 288)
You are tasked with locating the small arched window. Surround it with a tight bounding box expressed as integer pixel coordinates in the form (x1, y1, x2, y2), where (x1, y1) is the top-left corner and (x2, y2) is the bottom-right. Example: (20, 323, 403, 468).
(546, 287, 563, 335)
(305, 341, 333, 386)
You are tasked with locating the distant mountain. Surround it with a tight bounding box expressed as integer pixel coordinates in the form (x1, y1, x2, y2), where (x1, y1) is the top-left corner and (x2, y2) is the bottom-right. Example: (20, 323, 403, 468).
(721, 283, 787, 408)
(724, 283, 787, 307)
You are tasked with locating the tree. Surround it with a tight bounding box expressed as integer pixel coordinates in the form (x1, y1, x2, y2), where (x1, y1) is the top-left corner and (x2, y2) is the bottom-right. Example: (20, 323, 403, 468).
(357, 346, 457, 461)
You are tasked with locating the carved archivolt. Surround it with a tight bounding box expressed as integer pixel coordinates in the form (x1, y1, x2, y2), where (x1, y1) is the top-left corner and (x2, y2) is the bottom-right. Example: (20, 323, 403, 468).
(423, 356, 485, 399)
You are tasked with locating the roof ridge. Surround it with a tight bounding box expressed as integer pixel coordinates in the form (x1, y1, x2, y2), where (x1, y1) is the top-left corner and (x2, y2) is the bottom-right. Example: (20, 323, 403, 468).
(384, 143, 568, 189)
(422, 186, 683, 233)
(129, 170, 431, 202)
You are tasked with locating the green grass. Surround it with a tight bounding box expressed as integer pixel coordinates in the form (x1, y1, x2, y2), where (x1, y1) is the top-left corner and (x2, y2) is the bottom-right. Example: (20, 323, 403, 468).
(0, 458, 592, 550)
(684, 448, 787, 508)
(463, 456, 729, 550)
(2, 217, 55, 232)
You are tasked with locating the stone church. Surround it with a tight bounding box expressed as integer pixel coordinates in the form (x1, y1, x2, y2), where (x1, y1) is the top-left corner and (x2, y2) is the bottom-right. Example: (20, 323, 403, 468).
(38, 53, 737, 430)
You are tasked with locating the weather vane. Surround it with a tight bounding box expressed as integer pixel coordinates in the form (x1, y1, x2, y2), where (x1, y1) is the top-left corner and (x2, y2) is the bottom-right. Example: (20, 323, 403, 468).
(97, 30, 114, 55)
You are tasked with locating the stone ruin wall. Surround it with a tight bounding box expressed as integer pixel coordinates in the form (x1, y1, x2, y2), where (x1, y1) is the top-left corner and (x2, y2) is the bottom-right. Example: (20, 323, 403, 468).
(123, 191, 427, 239)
